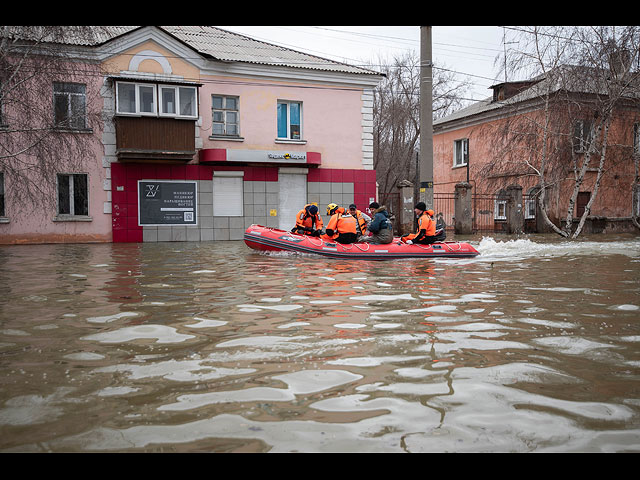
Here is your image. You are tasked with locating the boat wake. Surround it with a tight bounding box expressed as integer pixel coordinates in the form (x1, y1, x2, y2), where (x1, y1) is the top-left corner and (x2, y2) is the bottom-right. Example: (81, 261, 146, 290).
(473, 236, 640, 263)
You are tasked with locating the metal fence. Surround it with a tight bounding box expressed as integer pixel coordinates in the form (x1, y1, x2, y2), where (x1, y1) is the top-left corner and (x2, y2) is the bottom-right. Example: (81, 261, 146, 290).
(382, 191, 535, 234)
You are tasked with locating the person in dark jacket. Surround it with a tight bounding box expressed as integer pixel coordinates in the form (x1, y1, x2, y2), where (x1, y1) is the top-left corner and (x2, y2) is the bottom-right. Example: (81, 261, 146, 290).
(361, 202, 393, 244)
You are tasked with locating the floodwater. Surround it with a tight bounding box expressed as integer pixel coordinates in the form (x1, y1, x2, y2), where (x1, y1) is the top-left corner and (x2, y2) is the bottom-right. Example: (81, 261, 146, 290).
(1, 233, 639, 452)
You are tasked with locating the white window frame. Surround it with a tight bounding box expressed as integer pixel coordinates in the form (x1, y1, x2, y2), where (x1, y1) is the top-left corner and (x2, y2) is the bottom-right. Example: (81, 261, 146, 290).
(494, 199, 507, 220)
(212, 95, 240, 136)
(454, 138, 469, 167)
(212, 171, 244, 217)
(115, 81, 198, 119)
(524, 196, 536, 219)
(277, 100, 302, 141)
(159, 85, 198, 119)
(116, 81, 157, 117)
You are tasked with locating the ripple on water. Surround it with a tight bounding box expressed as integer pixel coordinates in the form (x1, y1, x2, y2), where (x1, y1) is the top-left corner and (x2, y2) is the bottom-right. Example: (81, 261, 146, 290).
(82, 325, 195, 344)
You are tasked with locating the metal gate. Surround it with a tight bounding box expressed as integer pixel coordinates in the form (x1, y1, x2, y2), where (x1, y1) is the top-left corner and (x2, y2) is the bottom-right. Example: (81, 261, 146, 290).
(473, 193, 500, 232)
(433, 193, 455, 230)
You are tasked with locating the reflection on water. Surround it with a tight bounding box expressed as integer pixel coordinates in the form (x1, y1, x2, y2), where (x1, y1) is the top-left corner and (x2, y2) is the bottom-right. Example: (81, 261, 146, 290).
(1, 234, 639, 452)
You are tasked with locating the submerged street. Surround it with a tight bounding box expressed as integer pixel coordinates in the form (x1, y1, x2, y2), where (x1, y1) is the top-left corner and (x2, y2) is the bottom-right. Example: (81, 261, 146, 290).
(1, 234, 639, 452)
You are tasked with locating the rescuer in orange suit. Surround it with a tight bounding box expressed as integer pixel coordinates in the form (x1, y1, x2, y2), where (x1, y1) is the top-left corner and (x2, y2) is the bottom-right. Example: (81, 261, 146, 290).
(400, 202, 437, 245)
(292, 204, 323, 236)
(321, 203, 358, 244)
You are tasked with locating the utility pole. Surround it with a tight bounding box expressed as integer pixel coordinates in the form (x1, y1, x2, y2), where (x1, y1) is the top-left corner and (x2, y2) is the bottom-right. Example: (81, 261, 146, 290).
(420, 26, 434, 210)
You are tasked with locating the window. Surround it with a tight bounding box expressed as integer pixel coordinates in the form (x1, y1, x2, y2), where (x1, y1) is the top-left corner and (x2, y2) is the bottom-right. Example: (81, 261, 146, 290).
(634, 123, 639, 156)
(494, 189, 507, 220)
(213, 172, 243, 217)
(524, 188, 539, 220)
(53, 82, 86, 129)
(525, 196, 536, 219)
(57, 173, 88, 217)
(116, 81, 197, 119)
(454, 138, 469, 167)
(160, 86, 197, 118)
(277, 101, 302, 140)
(116, 82, 156, 116)
(212, 95, 239, 136)
(494, 200, 507, 220)
(573, 120, 593, 153)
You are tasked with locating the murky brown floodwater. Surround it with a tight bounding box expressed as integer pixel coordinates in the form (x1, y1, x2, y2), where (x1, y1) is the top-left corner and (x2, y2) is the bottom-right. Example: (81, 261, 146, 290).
(1, 233, 639, 452)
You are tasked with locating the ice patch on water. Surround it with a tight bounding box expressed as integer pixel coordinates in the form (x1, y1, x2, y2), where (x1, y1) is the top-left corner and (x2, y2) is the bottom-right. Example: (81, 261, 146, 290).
(334, 323, 367, 329)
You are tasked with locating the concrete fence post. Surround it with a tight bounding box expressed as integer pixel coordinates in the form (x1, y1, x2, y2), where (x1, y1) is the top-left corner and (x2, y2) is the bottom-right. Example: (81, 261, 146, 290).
(454, 182, 473, 234)
(396, 180, 415, 236)
(506, 184, 524, 234)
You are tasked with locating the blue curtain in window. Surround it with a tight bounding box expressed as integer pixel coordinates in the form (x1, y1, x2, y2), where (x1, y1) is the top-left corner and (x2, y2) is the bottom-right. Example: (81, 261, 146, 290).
(277, 103, 287, 138)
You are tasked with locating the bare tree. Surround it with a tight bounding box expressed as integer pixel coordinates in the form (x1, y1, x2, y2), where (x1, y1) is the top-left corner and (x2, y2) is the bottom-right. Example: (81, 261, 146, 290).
(370, 52, 470, 207)
(480, 26, 640, 238)
(1, 26, 111, 217)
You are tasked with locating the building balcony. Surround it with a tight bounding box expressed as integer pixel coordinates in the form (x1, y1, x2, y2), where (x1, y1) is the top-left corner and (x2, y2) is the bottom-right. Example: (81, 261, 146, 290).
(115, 116, 196, 163)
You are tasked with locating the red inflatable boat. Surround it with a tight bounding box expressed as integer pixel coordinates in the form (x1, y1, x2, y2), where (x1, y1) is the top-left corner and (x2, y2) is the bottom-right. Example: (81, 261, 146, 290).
(244, 225, 479, 260)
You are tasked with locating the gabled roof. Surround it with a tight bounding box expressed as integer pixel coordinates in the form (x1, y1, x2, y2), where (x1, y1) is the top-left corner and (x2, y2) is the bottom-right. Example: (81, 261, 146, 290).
(3, 25, 381, 77)
(435, 64, 640, 130)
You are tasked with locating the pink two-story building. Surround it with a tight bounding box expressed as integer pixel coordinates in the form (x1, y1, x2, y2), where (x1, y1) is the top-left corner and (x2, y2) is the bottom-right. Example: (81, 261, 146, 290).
(0, 26, 383, 244)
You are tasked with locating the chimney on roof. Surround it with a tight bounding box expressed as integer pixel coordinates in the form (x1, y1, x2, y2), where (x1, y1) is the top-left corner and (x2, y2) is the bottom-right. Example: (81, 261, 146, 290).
(607, 39, 631, 79)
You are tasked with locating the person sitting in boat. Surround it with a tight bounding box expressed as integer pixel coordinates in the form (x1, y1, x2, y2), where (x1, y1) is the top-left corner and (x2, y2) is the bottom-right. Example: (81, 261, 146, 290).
(291, 204, 323, 237)
(322, 203, 358, 244)
(400, 202, 438, 245)
(348, 203, 371, 240)
(361, 202, 393, 244)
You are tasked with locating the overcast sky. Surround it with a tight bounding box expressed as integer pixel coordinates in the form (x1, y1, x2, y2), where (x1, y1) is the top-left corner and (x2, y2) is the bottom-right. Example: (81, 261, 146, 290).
(217, 26, 509, 102)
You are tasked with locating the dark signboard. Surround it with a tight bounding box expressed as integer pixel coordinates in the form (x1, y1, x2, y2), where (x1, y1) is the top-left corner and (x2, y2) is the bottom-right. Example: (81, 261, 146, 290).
(138, 180, 197, 226)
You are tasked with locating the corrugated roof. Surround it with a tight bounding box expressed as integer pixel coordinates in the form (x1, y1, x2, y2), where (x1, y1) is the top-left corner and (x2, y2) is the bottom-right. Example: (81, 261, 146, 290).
(4, 26, 381, 76)
(165, 26, 379, 75)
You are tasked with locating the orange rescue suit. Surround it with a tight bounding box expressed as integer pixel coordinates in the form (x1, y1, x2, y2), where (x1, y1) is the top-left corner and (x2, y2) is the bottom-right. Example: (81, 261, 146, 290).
(295, 204, 323, 232)
(402, 212, 435, 243)
(322, 212, 358, 243)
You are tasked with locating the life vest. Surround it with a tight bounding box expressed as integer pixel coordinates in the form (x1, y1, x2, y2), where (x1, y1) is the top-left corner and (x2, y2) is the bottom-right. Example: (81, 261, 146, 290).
(351, 209, 368, 235)
(403, 212, 435, 243)
(323, 212, 357, 240)
(295, 204, 323, 231)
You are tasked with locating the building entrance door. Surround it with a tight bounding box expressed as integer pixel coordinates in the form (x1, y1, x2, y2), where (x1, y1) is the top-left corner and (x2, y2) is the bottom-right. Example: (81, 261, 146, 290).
(278, 170, 307, 231)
